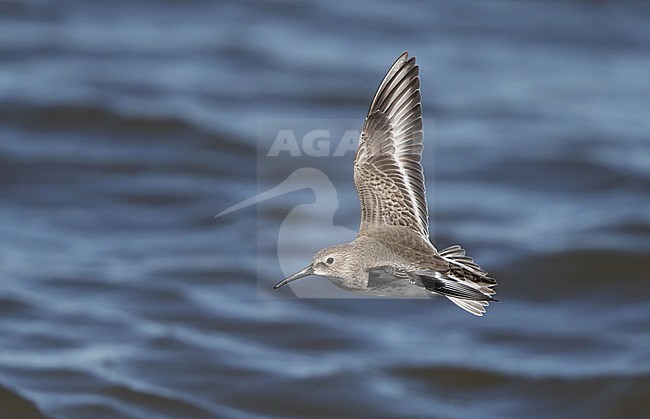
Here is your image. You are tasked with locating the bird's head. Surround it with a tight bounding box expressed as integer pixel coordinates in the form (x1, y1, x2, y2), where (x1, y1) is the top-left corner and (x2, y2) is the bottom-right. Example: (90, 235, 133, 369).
(273, 243, 355, 289)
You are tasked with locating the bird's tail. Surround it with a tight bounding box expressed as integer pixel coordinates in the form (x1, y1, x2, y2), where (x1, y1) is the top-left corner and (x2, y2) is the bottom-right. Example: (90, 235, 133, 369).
(420, 245, 498, 316)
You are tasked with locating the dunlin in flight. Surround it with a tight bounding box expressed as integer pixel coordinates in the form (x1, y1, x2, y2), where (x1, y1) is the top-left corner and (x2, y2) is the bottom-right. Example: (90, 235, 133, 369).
(274, 52, 498, 315)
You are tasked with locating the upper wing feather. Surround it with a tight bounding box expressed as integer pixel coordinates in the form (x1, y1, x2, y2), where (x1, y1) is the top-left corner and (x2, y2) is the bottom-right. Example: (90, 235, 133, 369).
(354, 52, 429, 238)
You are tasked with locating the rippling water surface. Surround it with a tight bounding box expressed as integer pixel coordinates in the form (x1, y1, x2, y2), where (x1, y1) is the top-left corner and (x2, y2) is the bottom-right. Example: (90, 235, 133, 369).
(1, 0, 649, 417)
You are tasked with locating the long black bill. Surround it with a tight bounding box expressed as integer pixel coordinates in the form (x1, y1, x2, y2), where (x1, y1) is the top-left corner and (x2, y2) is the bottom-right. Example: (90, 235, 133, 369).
(273, 264, 314, 289)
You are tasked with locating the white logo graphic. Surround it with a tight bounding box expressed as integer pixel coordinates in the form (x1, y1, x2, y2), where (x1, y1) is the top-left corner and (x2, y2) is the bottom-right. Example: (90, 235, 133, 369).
(217, 168, 356, 297)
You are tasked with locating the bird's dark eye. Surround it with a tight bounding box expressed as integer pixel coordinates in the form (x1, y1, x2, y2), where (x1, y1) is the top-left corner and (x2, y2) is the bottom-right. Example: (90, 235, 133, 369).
(326, 257, 334, 264)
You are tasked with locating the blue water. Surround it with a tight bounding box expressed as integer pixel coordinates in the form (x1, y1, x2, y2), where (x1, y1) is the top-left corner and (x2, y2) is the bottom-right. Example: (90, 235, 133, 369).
(1, 0, 649, 417)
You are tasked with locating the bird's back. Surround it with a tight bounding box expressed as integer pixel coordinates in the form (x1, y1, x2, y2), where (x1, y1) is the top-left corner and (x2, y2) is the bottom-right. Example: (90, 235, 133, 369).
(356, 226, 446, 270)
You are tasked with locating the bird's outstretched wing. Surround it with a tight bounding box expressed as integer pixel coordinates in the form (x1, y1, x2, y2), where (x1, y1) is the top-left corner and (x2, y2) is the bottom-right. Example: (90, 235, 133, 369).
(355, 52, 429, 239)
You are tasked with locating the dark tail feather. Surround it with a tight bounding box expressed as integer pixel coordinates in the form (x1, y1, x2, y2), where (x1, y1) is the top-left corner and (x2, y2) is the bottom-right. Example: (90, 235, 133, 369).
(439, 245, 497, 285)
(418, 273, 498, 302)
(422, 245, 499, 316)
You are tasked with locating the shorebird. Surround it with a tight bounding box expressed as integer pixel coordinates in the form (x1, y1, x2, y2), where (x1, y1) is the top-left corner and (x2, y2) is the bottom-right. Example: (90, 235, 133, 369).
(274, 52, 498, 315)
